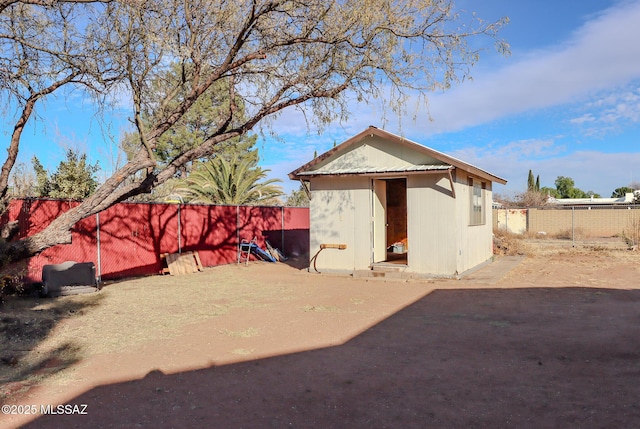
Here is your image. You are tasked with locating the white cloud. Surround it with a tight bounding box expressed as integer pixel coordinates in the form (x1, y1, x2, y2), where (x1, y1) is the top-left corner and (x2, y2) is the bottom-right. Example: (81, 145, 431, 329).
(569, 113, 596, 125)
(412, 1, 640, 135)
(454, 144, 640, 198)
(567, 86, 640, 136)
(449, 138, 566, 186)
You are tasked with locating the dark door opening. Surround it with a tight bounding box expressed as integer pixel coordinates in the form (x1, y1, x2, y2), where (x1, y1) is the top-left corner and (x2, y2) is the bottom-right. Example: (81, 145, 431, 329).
(385, 178, 408, 264)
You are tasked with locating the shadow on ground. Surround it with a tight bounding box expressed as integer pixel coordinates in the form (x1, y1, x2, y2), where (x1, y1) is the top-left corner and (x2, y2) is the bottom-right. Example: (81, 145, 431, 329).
(25, 287, 640, 428)
(0, 292, 103, 401)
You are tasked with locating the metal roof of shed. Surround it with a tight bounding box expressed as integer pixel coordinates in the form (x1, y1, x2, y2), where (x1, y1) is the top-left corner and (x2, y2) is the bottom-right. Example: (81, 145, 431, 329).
(295, 164, 452, 177)
(289, 126, 507, 184)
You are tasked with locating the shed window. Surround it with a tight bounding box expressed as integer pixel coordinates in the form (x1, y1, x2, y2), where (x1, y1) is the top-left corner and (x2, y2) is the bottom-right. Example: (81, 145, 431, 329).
(469, 178, 486, 225)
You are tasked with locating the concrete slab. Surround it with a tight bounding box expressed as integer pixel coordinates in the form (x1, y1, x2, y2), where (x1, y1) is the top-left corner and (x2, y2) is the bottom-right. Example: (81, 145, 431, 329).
(461, 255, 526, 284)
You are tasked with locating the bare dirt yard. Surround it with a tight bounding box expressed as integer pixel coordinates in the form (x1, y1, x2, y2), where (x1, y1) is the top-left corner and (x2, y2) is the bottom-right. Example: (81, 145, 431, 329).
(2, 239, 640, 428)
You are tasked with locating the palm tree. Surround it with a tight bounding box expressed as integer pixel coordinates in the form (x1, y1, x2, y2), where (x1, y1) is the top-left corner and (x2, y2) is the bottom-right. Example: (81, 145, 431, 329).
(177, 155, 283, 205)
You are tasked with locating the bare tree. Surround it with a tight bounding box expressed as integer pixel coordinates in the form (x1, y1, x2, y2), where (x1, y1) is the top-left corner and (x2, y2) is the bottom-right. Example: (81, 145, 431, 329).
(0, 1, 120, 206)
(0, 0, 116, 15)
(7, 161, 35, 197)
(0, 0, 508, 267)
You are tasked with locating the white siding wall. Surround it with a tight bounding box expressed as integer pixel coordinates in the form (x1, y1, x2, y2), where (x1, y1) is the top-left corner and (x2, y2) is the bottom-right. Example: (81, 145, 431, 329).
(454, 174, 494, 274)
(313, 136, 441, 173)
(309, 176, 371, 272)
(308, 170, 496, 277)
(406, 174, 458, 276)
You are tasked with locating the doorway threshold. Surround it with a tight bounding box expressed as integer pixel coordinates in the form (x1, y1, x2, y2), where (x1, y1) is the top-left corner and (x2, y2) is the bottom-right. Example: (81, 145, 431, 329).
(371, 261, 408, 273)
(381, 251, 408, 265)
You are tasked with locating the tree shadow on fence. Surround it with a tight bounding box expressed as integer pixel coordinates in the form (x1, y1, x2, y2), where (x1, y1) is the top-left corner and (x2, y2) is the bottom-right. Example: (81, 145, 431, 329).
(4, 200, 309, 282)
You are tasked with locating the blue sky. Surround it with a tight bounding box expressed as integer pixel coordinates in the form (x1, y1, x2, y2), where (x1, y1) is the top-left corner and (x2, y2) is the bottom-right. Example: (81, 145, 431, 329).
(262, 0, 640, 197)
(4, 0, 640, 199)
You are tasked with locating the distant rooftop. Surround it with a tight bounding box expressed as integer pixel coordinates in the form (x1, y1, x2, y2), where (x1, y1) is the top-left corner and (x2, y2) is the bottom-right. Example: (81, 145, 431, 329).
(547, 192, 637, 206)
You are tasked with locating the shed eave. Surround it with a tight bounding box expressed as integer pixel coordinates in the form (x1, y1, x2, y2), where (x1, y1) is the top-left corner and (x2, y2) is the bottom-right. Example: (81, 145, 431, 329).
(292, 166, 454, 180)
(289, 126, 507, 185)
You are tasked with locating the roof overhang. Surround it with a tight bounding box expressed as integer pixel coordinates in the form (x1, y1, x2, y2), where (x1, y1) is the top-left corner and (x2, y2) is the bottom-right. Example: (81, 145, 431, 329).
(295, 164, 453, 179)
(289, 126, 508, 185)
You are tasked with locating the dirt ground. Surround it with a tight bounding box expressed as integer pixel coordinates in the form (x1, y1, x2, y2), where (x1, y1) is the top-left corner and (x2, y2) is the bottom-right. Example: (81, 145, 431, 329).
(1, 239, 640, 428)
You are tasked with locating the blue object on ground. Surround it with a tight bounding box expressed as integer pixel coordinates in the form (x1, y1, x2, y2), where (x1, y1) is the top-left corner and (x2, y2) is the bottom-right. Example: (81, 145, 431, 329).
(249, 243, 276, 262)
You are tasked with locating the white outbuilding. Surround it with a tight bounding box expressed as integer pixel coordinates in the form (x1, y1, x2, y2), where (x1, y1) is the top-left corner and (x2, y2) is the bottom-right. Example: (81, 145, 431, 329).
(289, 126, 507, 278)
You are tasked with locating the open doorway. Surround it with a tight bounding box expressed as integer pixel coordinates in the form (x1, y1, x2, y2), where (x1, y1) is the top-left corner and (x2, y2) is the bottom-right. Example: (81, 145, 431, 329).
(372, 178, 407, 265)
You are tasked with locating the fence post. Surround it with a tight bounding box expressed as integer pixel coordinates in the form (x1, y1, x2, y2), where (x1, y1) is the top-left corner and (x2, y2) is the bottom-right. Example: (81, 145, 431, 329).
(96, 212, 102, 282)
(281, 206, 285, 250)
(505, 208, 508, 233)
(177, 204, 182, 254)
(572, 206, 575, 247)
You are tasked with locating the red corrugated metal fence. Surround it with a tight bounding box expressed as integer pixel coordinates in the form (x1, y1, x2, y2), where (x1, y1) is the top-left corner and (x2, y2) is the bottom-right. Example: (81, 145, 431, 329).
(4, 199, 309, 283)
